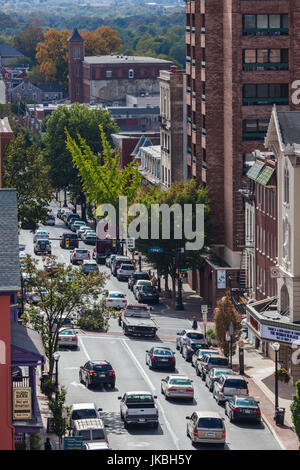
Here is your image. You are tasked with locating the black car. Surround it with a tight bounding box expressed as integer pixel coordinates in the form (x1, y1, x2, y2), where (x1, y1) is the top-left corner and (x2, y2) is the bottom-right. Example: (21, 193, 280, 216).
(145, 347, 176, 370)
(225, 395, 261, 423)
(128, 272, 150, 291)
(60, 232, 78, 249)
(182, 339, 210, 362)
(66, 213, 80, 228)
(79, 360, 116, 389)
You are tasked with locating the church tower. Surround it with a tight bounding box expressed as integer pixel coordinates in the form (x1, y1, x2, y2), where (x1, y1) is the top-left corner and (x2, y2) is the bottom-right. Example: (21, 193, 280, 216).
(68, 28, 84, 103)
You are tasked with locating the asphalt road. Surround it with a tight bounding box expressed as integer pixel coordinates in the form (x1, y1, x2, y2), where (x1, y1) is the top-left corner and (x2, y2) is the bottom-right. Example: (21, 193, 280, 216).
(19, 202, 281, 451)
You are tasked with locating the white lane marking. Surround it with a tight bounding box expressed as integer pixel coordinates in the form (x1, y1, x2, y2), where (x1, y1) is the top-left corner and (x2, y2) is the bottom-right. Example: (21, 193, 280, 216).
(63, 367, 80, 370)
(78, 336, 91, 360)
(120, 339, 181, 451)
(69, 381, 85, 388)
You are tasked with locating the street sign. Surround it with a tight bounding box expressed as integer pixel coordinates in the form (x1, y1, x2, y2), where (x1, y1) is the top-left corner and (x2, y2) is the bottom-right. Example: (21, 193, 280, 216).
(180, 268, 191, 272)
(225, 331, 230, 342)
(201, 304, 208, 314)
(64, 437, 83, 450)
(126, 238, 135, 250)
(148, 246, 164, 253)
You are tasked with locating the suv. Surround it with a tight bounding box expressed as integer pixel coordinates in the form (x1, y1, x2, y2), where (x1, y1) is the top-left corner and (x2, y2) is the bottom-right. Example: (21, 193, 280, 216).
(213, 375, 249, 405)
(128, 272, 150, 291)
(60, 232, 78, 249)
(116, 263, 135, 281)
(137, 285, 159, 304)
(200, 355, 229, 381)
(70, 248, 90, 265)
(186, 411, 226, 447)
(71, 418, 109, 447)
(176, 329, 205, 353)
(111, 256, 131, 276)
(79, 360, 116, 389)
(34, 239, 51, 255)
(66, 213, 80, 228)
(69, 403, 103, 429)
(182, 339, 209, 362)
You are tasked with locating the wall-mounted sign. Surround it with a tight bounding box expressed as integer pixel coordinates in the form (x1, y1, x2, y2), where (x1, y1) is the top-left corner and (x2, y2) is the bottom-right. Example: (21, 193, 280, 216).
(13, 387, 32, 420)
(261, 325, 300, 344)
(217, 270, 226, 289)
(270, 267, 280, 279)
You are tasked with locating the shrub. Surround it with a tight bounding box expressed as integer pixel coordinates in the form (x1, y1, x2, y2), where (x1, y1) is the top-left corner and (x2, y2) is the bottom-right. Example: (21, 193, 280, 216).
(29, 433, 41, 450)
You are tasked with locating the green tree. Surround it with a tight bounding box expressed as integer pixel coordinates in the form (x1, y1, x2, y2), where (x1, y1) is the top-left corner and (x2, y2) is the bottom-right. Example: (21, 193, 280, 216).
(43, 104, 119, 219)
(3, 134, 53, 231)
(214, 293, 242, 357)
(13, 25, 44, 62)
(291, 379, 300, 443)
(23, 254, 111, 379)
(48, 387, 68, 448)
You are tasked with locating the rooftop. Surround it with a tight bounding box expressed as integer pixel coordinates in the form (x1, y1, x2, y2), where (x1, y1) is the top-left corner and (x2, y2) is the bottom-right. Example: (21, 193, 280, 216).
(83, 55, 172, 65)
(277, 111, 300, 146)
(0, 44, 24, 58)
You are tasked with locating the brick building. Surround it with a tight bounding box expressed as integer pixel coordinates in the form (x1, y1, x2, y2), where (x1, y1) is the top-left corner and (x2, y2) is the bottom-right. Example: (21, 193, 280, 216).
(68, 28, 172, 105)
(185, 0, 300, 306)
(111, 132, 160, 169)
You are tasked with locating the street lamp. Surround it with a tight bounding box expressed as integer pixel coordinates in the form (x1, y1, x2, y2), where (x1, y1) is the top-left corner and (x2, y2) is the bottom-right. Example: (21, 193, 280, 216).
(53, 351, 60, 400)
(271, 342, 280, 414)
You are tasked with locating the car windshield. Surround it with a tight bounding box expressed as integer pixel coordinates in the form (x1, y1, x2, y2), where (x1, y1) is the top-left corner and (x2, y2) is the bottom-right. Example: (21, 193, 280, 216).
(225, 379, 248, 388)
(215, 369, 233, 376)
(169, 378, 191, 385)
(190, 343, 203, 350)
(236, 398, 258, 407)
(197, 418, 223, 429)
(91, 430, 106, 440)
(92, 364, 112, 372)
(142, 286, 155, 292)
(38, 240, 50, 245)
(137, 281, 152, 286)
(153, 349, 172, 356)
(84, 265, 98, 271)
(65, 234, 77, 239)
(110, 293, 126, 299)
(59, 329, 74, 335)
(78, 431, 91, 440)
(187, 332, 204, 340)
(120, 265, 134, 270)
(72, 409, 97, 420)
(86, 233, 96, 237)
(126, 395, 154, 403)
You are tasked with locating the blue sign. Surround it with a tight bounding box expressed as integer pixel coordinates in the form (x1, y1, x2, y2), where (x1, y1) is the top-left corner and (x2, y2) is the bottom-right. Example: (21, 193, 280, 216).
(64, 437, 83, 450)
(148, 246, 164, 253)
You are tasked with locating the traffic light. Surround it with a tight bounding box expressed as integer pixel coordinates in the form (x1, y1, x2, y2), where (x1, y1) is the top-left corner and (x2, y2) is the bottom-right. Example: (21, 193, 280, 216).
(65, 238, 70, 248)
(112, 238, 117, 248)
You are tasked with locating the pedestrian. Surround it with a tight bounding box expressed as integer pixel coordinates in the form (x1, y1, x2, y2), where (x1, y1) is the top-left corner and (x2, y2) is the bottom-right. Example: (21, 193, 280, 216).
(44, 437, 52, 450)
(192, 317, 198, 330)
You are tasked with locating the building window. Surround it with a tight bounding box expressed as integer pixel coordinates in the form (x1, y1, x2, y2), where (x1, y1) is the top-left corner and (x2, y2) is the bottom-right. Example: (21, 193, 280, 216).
(243, 14, 288, 36)
(242, 119, 269, 140)
(243, 84, 289, 106)
(243, 49, 289, 71)
(284, 161, 289, 204)
(106, 70, 112, 78)
(129, 69, 134, 79)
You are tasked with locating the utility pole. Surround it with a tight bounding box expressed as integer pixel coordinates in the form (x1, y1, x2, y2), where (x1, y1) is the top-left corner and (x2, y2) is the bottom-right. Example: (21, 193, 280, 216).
(229, 321, 234, 369)
(176, 240, 184, 310)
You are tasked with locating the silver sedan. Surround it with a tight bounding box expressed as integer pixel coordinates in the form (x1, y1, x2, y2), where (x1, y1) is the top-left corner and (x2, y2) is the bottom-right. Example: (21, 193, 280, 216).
(58, 328, 78, 349)
(161, 375, 194, 400)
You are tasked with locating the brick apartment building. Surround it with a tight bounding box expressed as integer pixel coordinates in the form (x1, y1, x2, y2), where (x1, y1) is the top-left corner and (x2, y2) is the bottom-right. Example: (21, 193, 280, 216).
(68, 28, 172, 105)
(185, 0, 300, 306)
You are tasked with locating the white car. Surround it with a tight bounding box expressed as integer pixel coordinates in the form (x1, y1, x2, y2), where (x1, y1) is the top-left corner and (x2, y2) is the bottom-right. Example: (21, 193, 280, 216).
(77, 226, 89, 238)
(133, 280, 152, 298)
(116, 263, 135, 281)
(82, 230, 95, 241)
(161, 375, 194, 400)
(33, 230, 49, 242)
(69, 403, 102, 429)
(106, 291, 127, 309)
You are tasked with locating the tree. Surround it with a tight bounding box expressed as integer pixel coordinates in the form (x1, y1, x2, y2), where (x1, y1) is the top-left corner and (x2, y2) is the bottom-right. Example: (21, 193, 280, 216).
(43, 103, 119, 219)
(3, 134, 53, 231)
(36, 28, 70, 87)
(82, 26, 122, 56)
(48, 387, 68, 448)
(13, 25, 44, 62)
(291, 379, 300, 443)
(23, 254, 111, 379)
(214, 293, 242, 357)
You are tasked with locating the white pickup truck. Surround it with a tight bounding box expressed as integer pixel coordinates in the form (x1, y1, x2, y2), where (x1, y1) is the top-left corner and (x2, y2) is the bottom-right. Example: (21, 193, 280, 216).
(118, 391, 159, 428)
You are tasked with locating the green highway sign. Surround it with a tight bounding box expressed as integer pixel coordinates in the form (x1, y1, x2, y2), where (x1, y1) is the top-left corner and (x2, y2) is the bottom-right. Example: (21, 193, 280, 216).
(180, 268, 191, 272)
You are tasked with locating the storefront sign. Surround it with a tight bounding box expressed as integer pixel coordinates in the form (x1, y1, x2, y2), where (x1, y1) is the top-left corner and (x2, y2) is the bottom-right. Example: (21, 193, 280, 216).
(64, 437, 83, 450)
(217, 270, 226, 289)
(13, 387, 32, 420)
(261, 325, 300, 344)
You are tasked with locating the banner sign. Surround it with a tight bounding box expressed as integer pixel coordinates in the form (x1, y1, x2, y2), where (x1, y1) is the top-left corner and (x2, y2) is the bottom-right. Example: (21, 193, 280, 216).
(217, 270, 226, 289)
(13, 387, 32, 420)
(261, 324, 300, 344)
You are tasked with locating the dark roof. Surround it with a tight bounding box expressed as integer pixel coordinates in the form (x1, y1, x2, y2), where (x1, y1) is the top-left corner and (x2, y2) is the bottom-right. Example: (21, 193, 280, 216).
(277, 111, 300, 145)
(0, 189, 21, 292)
(69, 28, 83, 42)
(0, 44, 24, 57)
(11, 322, 45, 359)
(33, 83, 63, 93)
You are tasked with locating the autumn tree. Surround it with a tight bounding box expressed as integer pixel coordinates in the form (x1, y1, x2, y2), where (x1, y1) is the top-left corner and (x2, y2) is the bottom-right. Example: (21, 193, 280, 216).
(82, 26, 122, 56)
(36, 28, 70, 87)
(13, 25, 44, 62)
(214, 292, 242, 357)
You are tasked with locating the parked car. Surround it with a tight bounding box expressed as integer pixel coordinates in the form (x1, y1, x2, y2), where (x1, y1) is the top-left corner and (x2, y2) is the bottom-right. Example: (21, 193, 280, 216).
(182, 338, 210, 362)
(61, 210, 73, 222)
(71, 418, 109, 448)
(106, 291, 127, 310)
(200, 355, 229, 381)
(66, 213, 80, 228)
(133, 280, 153, 298)
(205, 368, 234, 392)
(69, 403, 102, 429)
(33, 239, 51, 255)
(81, 260, 99, 274)
(60, 232, 78, 249)
(128, 271, 150, 291)
(105, 254, 116, 268)
(191, 348, 214, 369)
(213, 375, 249, 405)
(45, 214, 55, 226)
(70, 248, 90, 265)
(136, 285, 159, 304)
(186, 411, 226, 447)
(79, 360, 116, 389)
(58, 328, 78, 349)
(176, 329, 205, 353)
(27, 290, 49, 304)
(116, 263, 135, 281)
(77, 226, 90, 239)
(161, 375, 194, 400)
(70, 220, 86, 232)
(145, 346, 176, 370)
(118, 391, 159, 428)
(225, 395, 261, 423)
(195, 351, 221, 377)
(83, 232, 97, 245)
(33, 230, 49, 242)
(111, 256, 131, 276)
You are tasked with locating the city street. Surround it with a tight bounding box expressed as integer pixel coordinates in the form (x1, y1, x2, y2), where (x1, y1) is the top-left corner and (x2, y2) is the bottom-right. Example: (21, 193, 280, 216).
(19, 203, 281, 451)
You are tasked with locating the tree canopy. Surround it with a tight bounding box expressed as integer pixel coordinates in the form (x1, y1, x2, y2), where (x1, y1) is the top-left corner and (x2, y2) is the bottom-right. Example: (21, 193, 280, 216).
(214, 293, 242, 357)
